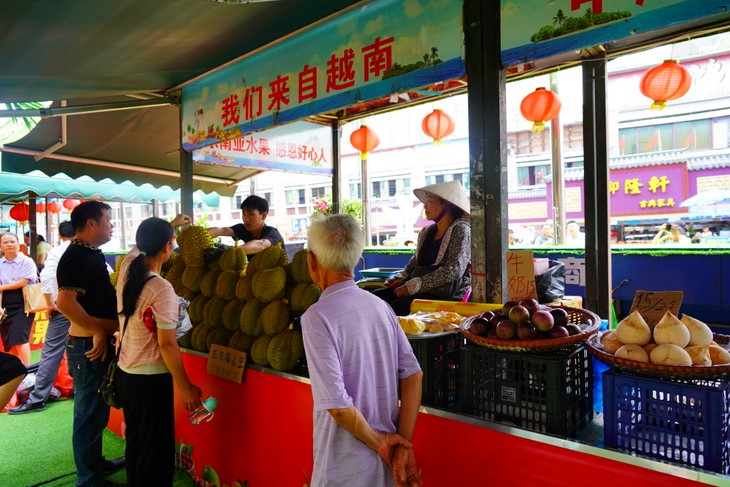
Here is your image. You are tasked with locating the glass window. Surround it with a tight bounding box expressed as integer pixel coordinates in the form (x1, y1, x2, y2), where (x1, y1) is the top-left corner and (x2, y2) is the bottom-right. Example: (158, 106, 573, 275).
(372, 181, 381, 198)
(350, 182, 361, 199)
(311, 187, 327, 199)
(388, 179, 397, 197)
(712, 116, 730, 149)
(285, 189, 306, 206)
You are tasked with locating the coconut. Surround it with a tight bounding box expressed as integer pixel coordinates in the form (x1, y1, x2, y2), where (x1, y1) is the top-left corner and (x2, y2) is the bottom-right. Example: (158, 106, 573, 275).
(680, 314, 713, 347)
(653, 311, 690, 348)
(643, 343, 659, 354)
(650, 343, 692, 366)
(615, 310, 651, 346)
(684, 345, 712, 366)
(615, 344, 650, 363)
(708, 345, 730, 365)
(600, 330, 623, 355)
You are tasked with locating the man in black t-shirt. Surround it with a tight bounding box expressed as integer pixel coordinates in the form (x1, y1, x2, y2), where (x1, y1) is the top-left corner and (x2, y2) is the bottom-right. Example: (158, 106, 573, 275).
(208, 195, 284, 255)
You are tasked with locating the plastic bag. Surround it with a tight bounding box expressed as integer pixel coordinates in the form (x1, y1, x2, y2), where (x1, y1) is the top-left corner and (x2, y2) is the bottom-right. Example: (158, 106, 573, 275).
(535, 260, 565, 303)
(176, 297, 193, 340)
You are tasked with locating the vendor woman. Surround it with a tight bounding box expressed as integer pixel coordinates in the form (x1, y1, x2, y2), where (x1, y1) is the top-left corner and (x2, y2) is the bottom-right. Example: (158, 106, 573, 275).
(374, 180, 471, 315)
(0, 232, 39, 365)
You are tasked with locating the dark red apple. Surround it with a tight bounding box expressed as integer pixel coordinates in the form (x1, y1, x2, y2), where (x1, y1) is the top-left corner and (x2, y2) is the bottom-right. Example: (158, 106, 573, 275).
(517, 321, 538, 340)
(469, 318, 489, 336)
(549, 308, 569, 328)
(548, 326, 569, 339)
(487, 329, 498, 339)
(565, 324, 582, 336)
(508, 305, 530, 324)
(496, 320, 517, 340)
(479, 310, 496, 322)
(531, 310, 555, 332)
(501, 300, 519, 317)
(519, 298, 539, 315)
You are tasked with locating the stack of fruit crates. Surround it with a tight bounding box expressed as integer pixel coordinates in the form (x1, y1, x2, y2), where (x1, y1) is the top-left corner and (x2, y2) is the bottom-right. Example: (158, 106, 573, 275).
(603, 369, 730, 474)
(408, 332, 465, 409)
(461, 344, 593, 438)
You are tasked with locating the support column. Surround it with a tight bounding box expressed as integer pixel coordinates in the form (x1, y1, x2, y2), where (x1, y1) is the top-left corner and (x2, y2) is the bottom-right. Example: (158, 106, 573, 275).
(331, 120, 341, 214)
(180, 150, 195, 219)
(464, 0, 507, 303)
(582, 54, 612, 318)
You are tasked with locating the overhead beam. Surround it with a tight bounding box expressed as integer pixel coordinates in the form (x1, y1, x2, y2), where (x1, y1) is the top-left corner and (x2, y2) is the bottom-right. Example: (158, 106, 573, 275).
(0, 98, 174, 118)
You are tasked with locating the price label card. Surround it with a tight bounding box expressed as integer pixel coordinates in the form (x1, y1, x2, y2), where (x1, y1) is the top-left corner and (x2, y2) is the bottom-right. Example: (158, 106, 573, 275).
(206, 344, 246, 383)
(628, 290, 684, 328)
(506, 250, 537, 301)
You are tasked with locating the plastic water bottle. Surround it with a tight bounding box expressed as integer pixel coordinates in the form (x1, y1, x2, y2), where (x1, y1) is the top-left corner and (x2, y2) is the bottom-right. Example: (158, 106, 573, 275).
(189, 397, 217, 425)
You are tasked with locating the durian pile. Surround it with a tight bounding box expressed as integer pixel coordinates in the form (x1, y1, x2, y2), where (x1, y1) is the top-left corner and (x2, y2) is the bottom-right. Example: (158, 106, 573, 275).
(169, 226, 320, 372)
(600, 310, 730, 366)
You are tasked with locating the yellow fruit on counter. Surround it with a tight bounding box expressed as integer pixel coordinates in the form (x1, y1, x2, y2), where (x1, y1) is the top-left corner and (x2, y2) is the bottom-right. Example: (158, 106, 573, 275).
(600, 330, 623, 355)
(615, 310, 651, 346)
(708, 345, 730, 365)
(653, 311, 690, 348)
(684, 345, 712, 366)
(680, 314, 714, 347)
(650, 343, 692, 366)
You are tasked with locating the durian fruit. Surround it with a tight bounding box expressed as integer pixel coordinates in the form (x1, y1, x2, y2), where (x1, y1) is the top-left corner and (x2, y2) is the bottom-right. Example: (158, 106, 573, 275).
(267, 330, 304, 371)
(109, 271, 119, 288)
(615, 344, 650, 363)
(615, 310, 651, 346)
(289, 249, 312, 284)
(680, 314, 714, 347)
(252, 267, 287, 303)
(177, 226, 216, 268)
(188, 294, 209, 324)
(191, 323, 214, 352)
(164, 259, 186, 294)
(262, 300, 290, 336)
(290, 282, 321, 313)
(709, 345, 730, 365)
(684, 345, 712, 366)
(650, 343, 692, 366)
(222, 299, 245, 331)
(240, 300, 265, 336)
(235, 275, 254, 302)
(202, 296, 226, 328)
(182, 266, 208, 293)
(200, 267, 222, 298)
(653, 311, 690, 348)
(162, 250, 180, 273)
(178, 329, 194, 349)
(245, 253, 261, 277)
(250, 335, 273, 366)
(215, 269, 240, 301)
(220, 245, 247, 272)
(206, 328, 234, 351)
(258, 242, 288, 270)
(180, 287, 197, 303)
(228, 330, 256, 353)
(114, 254, 126, 273)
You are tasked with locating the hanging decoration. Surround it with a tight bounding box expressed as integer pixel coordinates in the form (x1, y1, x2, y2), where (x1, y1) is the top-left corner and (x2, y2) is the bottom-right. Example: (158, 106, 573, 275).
(47, 200, 62, 214)
(63, 199, 81, 210)
(519, 87, 561, 133)
(9, 203, 30, 224)
(421, 109, 455, 145)
(35, 202, 46, 213)
(639, 59, 692, 110)
(350, 125, 380, 160)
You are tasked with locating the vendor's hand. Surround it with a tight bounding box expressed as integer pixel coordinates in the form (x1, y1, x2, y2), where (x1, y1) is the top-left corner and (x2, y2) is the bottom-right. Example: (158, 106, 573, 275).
(171, 214, 192, 228)
(392, 445, 422, 487)
(384, 277, 403, 288)
(375, 432, 412, 467)
(85, 330, 108, 362)
(180, 382, 203, 411)
(394, 284, 409, 299)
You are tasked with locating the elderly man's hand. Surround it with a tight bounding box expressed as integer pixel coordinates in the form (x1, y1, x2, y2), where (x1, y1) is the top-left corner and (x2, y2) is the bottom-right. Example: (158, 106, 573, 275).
(375, 432, 412, 467)
(392, 445, 423, 487)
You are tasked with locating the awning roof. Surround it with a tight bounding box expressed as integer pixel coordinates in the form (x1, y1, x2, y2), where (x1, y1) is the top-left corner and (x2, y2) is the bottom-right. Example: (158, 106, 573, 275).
(0, 171, 220, 206)
(0, 0, 361, 196)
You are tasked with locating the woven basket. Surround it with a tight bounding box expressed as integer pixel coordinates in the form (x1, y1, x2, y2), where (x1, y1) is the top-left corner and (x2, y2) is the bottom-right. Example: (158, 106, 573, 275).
(586, 333, 730, 380)
(459, 305, 601, 353)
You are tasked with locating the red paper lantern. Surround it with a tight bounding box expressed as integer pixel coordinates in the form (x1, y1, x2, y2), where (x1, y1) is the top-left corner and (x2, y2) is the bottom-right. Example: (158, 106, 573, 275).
(9, 203, 30, 223)
(63, 199, 81, 210)
(520, 87, 562, 133)
(639, 59, 692, 110)
(35, 202, 46, 213)
(422, 109, 455, 145)
(350, 125, 380, 160)
(47, 201, 62, 214)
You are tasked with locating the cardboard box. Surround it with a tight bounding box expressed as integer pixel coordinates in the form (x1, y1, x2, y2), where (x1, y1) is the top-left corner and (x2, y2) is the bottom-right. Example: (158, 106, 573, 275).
(545, 295, 583, 308)
(411, 299, 502, 316)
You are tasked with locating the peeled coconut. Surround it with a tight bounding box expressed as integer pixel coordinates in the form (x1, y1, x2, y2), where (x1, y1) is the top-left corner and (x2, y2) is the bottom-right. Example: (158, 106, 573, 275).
(653, 311, 690, 348)
(680, 314, 713, 347)
(650, 343, 692, 366)
(708, 345, 730, 365)
(615, 311, 651, 346)
(643, 343, 659, 354)
(684, 345, 712, 366)
(600, 330, 623, 355)
(615, 344, 650, 363)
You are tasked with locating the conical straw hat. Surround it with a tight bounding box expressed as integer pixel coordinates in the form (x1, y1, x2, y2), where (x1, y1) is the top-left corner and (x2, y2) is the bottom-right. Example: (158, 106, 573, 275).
(413, 180, 470, 215)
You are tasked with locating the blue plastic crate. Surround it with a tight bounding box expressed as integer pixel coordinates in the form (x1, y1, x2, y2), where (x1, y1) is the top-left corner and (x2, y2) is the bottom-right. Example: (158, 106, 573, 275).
(603, 369, 730, 474)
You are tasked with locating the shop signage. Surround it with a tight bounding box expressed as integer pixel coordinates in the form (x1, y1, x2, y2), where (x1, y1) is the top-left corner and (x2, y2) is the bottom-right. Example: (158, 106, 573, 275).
(501, 1, 728, 68)
(506, 250, 538, 301)
(629, 290, 683, 328)
(207, 345, 246, 383)
(609, 163, 688, 216)
(193, 121, 333, 175)
(181, 0, 464, 151)
(30, 310, 49, 349)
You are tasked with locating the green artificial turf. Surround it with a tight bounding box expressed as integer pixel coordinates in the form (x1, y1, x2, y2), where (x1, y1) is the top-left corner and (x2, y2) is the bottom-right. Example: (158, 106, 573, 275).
(0, 399, 193, 487)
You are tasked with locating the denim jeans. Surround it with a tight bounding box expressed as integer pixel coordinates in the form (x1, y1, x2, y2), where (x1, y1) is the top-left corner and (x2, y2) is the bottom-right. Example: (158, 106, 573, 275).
(27, 311, 71, 405)
(66, 336, 114, 487)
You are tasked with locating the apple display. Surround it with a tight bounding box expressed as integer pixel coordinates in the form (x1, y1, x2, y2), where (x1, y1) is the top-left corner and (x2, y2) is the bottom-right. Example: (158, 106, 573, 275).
(496, 320, 517, 340)
(517, 321, 538, 340)
(549, 308, 569, 328)
(531, 310, 554, 332)
(508, 305, 530, 324)
(518, 298, 539, 315)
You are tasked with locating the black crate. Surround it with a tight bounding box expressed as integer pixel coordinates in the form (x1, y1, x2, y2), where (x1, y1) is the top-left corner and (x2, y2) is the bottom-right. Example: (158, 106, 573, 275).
(408, 332, 465, 409)
(461, 344, 593, 438)
(603, 369, 730, 474)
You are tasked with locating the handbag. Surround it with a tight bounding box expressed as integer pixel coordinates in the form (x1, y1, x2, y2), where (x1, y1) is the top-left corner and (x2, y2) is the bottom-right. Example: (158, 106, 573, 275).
(99, 315, 129, 409)
(23, 282, 47, 315)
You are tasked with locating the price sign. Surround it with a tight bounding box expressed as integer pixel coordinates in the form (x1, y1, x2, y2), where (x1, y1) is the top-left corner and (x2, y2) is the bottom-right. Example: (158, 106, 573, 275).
(628, 290, 684, 328)
(207, 344, 247, 383)
(506, 250, 537, 301)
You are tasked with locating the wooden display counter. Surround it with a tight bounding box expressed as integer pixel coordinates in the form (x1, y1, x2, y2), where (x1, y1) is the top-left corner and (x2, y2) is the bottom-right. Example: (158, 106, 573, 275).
(107, 350, 727, 486)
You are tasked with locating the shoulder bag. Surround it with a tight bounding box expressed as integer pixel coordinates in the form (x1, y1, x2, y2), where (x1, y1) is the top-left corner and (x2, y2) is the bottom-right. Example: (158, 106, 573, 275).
(98, 314, 129, 409)
(23, 277, 47, 315)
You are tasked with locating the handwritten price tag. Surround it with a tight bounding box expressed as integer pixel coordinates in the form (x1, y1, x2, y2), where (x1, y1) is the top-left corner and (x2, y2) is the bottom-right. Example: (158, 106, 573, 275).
(629, 290, 684, 328)
(207, 344, 247, 383)
(506, 250, 537, 301)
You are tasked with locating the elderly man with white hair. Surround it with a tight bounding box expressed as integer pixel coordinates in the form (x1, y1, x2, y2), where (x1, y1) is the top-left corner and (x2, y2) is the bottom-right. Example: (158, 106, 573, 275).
(302, 213, 424, 487)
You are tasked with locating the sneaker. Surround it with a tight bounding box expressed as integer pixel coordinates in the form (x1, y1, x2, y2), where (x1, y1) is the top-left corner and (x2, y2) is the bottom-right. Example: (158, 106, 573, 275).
(7, 401, 46, 415)
(102, 456, 126, 475)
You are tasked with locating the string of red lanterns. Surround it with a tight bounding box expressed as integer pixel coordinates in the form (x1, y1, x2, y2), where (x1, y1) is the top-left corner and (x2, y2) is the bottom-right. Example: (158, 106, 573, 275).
(9, 203, 30, 224)
(520, 87, 562, 133)
(422, 109, 455, 145)
(350, 125, 380, 159)
(639, 59, 692, 110)
(63, 199, 81, 210)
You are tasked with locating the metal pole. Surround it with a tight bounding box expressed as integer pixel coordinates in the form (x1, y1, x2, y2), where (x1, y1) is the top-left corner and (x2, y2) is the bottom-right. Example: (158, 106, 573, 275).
(362, 155, 371, 245)
(550, 72, 565, 245)
(331, 120, 341, 214)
